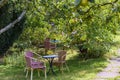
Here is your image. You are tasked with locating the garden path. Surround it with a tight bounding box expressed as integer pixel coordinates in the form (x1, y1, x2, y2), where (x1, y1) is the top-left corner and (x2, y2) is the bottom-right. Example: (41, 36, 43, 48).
(94, 49, 120, 80)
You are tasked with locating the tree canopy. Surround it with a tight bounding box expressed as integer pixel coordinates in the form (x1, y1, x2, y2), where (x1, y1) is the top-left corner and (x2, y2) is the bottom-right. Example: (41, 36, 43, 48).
(0, 0, 120, 58)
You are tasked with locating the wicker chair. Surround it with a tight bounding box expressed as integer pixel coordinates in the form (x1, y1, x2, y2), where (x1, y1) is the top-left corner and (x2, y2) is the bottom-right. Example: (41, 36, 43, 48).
(44, 38, 56, 53)
(25, 51, 47, 80)
(53, 50, 69, 73)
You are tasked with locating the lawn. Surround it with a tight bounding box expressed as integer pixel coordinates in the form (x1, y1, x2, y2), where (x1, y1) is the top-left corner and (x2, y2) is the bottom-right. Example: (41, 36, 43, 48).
(0, 50, 108, 80)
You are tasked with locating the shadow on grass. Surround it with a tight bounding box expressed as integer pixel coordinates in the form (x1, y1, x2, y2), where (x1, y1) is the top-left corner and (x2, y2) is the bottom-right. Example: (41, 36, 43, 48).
(0, 55, 108, 80)
(0, 65, 26, 80)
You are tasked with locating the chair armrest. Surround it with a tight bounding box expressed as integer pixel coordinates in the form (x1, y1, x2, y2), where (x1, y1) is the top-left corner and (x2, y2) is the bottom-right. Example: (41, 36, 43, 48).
(33, 53, 44, 60)
(61, 54, 66, 59)
(28, 56, 38, 62)
(33, 53, 43, 58)
(32, 53, 46, 65)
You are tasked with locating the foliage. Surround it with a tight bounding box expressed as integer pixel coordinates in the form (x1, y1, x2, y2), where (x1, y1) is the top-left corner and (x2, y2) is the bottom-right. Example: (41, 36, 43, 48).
(4, 51, 25, 67)
(0, 0, 25, 55)
(18, 0, 120, 58)
(0, 0, 120, 59)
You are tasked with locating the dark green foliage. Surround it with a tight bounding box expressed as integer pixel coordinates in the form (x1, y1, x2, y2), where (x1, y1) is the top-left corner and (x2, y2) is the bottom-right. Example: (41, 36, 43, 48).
(0, 1, 25, 56)
(89, 0, 95, 3)
(18, 0, 120, 59)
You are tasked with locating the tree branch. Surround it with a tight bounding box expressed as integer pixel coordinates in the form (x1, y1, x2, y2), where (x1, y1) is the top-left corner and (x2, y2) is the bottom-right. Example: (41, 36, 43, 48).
(0, 0, 8, 8)
(85, 0, 118, 14)
(0, 10, 26, 35)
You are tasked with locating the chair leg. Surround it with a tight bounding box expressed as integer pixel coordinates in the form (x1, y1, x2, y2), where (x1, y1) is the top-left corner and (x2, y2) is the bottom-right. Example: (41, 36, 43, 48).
(45, 49, 48, 54)
(58, 66, 61, 71)
(31, 69, 33, 80)
(44, 68, 47, 79)
(65, 63, 70, 72)
(26, 69, 29, 78)
(24, 67, 26, 72)
(38, 69, 40, 77)
(61, 65, 64, 74)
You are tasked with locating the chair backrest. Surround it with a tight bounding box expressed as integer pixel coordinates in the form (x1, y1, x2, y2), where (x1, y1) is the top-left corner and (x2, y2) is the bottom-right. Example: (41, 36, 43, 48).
(58, 50, 66, 62)
(25, 51, 33, 67)
(26, 51, 33, 57)
(44, 38, 51, 49)
(44, 38, 55, 49)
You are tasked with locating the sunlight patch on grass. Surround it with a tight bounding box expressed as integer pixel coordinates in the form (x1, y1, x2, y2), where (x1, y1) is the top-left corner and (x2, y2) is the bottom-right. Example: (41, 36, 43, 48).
(66, 49, 79, 60)
(69, 72, 96, 80)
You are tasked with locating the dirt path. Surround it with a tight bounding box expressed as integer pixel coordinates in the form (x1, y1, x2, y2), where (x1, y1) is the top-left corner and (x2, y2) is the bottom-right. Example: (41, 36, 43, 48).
(94, 49, 120, 80)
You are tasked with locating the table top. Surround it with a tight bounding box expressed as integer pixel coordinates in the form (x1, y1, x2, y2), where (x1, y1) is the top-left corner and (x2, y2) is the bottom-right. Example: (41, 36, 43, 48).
(50, 40, 60, 43)
(43, 54, 58, 58)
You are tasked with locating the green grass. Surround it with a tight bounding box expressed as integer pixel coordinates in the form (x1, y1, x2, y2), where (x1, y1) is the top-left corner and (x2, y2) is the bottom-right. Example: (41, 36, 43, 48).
(0, 51, 108, 80)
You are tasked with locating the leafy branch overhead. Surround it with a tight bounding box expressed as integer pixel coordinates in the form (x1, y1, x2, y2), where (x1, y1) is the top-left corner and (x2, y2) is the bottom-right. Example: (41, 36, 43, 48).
(0, 0, 8, 8)
(0, 0, 120, 58)
(75, 0, 119, 14)
(0, 11, 26, 35)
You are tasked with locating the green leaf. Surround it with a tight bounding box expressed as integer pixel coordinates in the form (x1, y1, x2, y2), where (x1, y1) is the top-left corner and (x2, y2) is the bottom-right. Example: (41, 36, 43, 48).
(80, 35, 87, 41)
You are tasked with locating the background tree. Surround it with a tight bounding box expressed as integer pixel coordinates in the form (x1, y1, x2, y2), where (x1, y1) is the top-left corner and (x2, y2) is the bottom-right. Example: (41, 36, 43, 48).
(19, 0, 120, 59)
(0, 0, 120, 59)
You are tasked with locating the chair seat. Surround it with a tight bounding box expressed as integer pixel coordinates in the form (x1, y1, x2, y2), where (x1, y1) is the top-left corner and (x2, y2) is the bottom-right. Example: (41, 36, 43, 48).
(31, 65, 46, 69)
(53, 60, 66, 66)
